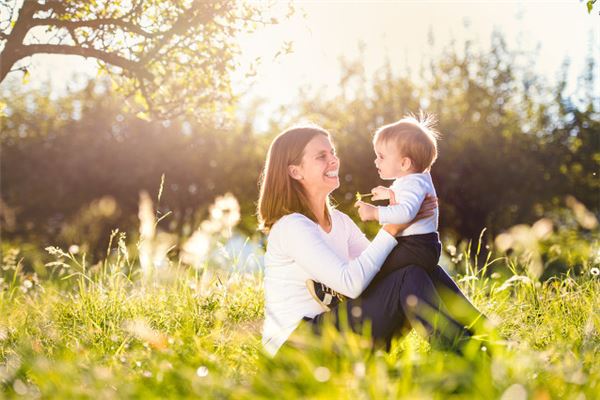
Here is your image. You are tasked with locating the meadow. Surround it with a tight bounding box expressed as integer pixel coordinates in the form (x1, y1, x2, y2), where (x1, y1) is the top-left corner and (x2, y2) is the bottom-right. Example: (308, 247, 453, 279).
(1, 194, 599, 399)
(2, 2, 598, 399)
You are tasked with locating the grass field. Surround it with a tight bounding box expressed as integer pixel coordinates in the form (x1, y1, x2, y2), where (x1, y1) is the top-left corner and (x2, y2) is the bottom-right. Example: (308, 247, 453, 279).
(1, 193, 599, 399)
(1, 235, 598, 400)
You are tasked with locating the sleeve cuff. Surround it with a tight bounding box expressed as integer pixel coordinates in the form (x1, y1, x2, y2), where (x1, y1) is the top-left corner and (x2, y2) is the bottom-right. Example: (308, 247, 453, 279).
(374, 227, 398, 248)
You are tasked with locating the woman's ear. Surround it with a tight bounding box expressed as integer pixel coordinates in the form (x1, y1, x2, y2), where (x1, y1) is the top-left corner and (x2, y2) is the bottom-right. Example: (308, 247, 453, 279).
(288, 165, 303, 181)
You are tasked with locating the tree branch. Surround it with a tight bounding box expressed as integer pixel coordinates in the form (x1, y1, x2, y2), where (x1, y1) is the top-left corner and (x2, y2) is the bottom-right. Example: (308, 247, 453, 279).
(34, 17, 155, 38)
(139, 2, 214, 64)
(16, 44, 151, 79)
(33, 1, 67, 14)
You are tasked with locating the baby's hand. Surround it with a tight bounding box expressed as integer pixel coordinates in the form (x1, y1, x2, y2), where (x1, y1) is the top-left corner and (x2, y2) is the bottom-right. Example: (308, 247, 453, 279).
(371, 186, 390, 200)
(371, 186, 396, 204)
(355, 201, 378, 222)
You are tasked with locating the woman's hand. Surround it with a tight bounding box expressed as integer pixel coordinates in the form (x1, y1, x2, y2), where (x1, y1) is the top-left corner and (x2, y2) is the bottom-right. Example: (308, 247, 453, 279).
(381, 194, 438, 236)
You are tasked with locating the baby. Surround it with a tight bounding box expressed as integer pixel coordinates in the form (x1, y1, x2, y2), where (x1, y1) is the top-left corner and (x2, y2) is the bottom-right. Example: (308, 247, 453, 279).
(307, 114, 441, 311)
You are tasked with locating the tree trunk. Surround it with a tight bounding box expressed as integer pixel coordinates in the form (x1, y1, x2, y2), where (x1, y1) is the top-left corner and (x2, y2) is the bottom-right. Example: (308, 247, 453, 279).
(1, 1, 40, 82)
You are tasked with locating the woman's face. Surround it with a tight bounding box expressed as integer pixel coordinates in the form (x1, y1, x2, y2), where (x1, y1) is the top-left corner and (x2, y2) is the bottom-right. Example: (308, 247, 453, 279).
(292, 135, 340, 195)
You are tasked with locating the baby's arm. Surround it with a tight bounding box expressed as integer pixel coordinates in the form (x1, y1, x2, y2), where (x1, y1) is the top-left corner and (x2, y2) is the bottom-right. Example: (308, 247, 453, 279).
(371, 186, 397, 204)
(377, 178, 427, 225)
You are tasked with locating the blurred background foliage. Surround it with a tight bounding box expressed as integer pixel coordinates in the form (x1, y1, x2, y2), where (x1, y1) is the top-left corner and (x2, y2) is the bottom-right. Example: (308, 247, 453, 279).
(1, 32, 598, 269)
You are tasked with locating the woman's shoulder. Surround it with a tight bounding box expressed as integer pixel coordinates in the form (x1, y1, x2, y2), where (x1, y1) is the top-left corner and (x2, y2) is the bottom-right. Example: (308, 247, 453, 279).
(271, 213, 316, 234)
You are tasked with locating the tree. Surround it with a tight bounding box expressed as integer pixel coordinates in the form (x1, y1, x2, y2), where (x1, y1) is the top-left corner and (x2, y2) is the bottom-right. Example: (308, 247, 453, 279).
(0, 0, 282, 119)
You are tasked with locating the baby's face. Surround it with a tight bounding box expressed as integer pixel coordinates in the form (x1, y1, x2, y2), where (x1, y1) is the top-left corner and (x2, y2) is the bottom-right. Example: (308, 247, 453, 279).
(373, 141, 408, 180)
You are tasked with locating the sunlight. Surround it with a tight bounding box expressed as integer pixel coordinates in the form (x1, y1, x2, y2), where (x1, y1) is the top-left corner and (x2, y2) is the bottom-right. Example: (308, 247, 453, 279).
(232, 1, 598, 128)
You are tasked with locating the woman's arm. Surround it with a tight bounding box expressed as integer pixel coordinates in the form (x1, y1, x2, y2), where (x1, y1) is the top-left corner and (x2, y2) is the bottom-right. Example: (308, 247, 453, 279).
(275, 214, 397, 299)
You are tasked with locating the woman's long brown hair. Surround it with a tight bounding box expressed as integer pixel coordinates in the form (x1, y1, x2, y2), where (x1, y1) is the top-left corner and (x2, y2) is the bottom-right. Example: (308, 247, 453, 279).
(257, 125, 332, 232)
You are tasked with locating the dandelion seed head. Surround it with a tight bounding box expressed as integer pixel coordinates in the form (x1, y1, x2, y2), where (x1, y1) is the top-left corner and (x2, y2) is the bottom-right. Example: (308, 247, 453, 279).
(591, 267, 599, 276)
(211, 193, 240, 229)
(446, 244, 457, 256)
(135, 361, 142, 368)
(12, 379, 28, 395)
(210, 207, 223, 221)
(500, 383, 527, 400)
(97, 196, 117, 216)
(181, 230, 211, 266)
(494, 233, 514, 253)
(23, 279, 33, 289)
(353, 362, 366, 378)
(532, 218, 553, 239)
(68, 245, 80, 254)
(196, 365, 209, 377)
(314, 366, 331, 382)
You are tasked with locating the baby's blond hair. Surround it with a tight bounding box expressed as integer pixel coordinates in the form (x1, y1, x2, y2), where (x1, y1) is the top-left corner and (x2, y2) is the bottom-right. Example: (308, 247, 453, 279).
(373, 112, 440, 173)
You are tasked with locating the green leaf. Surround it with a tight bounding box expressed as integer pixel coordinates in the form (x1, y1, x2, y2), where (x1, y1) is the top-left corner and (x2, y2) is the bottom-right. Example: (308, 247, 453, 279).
(588, 1, 593, 13)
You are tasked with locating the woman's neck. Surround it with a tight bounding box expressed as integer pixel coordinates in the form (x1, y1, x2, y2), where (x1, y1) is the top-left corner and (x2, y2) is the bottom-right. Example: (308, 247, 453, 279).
(306, 191, 330, 230)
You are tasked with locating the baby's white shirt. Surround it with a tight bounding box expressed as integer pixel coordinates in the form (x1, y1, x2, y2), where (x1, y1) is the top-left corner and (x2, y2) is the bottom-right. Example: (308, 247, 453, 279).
(377, 172, 439, 236)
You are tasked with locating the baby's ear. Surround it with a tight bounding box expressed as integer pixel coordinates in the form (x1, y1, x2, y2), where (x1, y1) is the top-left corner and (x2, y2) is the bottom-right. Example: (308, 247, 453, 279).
(401, 157, 413, 171)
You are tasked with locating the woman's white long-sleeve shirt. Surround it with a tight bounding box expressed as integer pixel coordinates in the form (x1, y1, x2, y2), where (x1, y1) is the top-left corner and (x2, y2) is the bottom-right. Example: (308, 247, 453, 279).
(262, 209, 398, 356)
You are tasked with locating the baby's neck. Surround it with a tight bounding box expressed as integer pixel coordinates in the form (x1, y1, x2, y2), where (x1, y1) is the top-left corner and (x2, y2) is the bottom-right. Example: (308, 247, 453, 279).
(394, 168, 421, 179)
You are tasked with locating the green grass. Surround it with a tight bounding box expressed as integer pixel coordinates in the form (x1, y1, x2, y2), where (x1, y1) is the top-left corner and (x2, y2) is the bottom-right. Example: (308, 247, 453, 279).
(1, 241, 599, 399)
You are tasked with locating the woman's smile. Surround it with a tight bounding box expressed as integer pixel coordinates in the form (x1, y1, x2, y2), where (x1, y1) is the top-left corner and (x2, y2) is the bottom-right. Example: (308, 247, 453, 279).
(324, 169, 339, 180)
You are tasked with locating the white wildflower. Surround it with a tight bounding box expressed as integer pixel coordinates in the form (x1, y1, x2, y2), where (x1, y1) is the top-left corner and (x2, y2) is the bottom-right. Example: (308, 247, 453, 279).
(314, 366, 331, 382)
(196, 366, 209, 377)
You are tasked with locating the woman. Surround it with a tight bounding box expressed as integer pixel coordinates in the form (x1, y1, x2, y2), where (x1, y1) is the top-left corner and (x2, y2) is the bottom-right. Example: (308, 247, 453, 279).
(258, 124, 485, 356)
